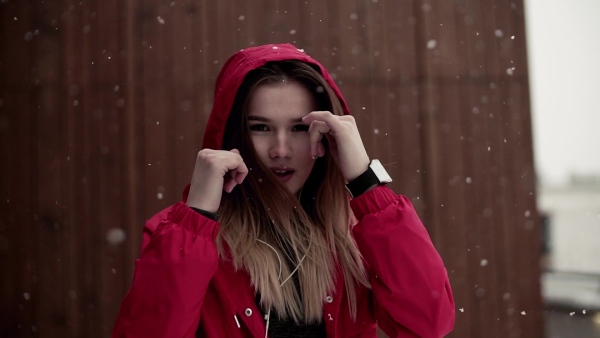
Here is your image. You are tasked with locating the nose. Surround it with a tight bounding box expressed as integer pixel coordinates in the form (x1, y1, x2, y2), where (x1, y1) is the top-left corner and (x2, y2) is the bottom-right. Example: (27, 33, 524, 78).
(269, 131, 292, 159)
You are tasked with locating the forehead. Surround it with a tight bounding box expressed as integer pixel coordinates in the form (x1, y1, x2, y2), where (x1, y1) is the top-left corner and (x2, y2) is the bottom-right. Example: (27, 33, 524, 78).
(248, 81, 316, 118)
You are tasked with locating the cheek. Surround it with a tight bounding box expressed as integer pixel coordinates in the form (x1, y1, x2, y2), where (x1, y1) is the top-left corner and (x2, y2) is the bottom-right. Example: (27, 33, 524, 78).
(294, 134, 311, 152)
(294, 139, 315, 169)
(250, 137, 269, 160)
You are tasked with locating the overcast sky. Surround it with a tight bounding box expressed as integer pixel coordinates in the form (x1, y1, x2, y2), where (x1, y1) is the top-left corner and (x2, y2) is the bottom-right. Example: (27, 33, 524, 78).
(525, 0, 600, 186)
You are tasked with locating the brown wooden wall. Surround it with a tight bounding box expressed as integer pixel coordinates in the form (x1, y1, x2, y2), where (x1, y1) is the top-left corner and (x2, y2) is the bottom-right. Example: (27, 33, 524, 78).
(0, 0, 543, 337)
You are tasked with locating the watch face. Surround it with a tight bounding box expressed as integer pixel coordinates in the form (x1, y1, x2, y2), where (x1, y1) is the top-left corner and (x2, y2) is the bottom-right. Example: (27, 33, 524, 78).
(370, 159, 393, 183)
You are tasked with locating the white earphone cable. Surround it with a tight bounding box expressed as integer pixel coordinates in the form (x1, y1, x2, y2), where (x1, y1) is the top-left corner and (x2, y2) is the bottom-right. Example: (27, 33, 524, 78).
(256, 237, 312, 338)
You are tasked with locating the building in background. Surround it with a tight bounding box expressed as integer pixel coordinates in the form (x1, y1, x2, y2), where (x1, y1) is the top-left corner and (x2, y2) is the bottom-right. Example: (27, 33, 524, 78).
(525, 0, 600, 336)
(539, 175, 600, 307)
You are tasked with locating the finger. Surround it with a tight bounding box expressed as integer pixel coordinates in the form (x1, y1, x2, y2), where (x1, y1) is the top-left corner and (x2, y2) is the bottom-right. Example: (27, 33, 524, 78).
(229, 149, 249, 183)
(221, 149, 245, 172)
(224, 149, 248, 191)
(223, 148, 248, 192)
(307, 120, 330, 158)
(223, 171, 238, 193)
(235, 164, 248, 184)
(302, 111, 343, 134)
(324, 132, 337, 153)
(317, 142, 325, 158)
(224, 167, 248, 192)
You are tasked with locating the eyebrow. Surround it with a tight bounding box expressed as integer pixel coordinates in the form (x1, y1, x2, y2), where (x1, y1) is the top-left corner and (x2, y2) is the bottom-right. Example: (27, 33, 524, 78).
(247, 116, 304, 123)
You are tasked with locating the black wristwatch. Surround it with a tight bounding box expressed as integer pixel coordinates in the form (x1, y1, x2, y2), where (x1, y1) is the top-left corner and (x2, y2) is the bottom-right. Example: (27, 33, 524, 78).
(345, 159, 392, 198)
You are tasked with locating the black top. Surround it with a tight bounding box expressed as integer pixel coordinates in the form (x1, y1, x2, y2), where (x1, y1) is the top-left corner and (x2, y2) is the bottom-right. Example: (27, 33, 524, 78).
(262, 313, 327, 338)
(255, 273, 326, 338)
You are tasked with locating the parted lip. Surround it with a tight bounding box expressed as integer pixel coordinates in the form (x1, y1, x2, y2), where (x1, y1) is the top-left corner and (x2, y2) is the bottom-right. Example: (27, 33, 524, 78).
(269, 166, 295, 173)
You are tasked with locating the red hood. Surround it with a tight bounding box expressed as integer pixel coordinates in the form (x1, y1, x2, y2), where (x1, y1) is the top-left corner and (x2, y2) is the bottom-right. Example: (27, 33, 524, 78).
(202, 43, 351, 150)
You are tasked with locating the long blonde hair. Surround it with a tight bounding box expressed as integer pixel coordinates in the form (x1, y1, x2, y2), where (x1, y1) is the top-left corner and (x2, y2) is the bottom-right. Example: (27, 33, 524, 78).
(217, 61, 369, 323)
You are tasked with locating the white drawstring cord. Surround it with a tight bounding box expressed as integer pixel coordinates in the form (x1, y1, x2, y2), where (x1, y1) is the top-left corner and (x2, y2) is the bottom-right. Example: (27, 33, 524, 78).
(264, 308, 272, 338)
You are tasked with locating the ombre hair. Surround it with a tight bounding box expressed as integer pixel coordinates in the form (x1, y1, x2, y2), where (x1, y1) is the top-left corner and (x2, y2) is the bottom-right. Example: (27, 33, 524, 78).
(217, 60, 369, 323)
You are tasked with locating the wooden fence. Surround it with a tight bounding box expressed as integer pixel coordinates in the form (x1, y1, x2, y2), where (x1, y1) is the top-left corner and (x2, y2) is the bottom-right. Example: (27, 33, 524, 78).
(0, 0, 543, 337)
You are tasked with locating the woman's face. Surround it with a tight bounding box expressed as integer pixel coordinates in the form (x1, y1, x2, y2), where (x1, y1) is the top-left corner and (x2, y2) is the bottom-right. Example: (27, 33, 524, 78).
(247, 80, 317, 195)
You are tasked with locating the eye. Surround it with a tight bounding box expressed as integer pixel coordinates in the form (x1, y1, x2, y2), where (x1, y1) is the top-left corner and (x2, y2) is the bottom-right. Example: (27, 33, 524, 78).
(249, 124, 269, 132)
(292, 124, 309, 132)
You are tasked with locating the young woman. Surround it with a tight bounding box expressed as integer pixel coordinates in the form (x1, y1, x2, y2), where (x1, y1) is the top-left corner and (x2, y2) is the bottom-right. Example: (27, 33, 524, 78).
(112, 43, 455, 338)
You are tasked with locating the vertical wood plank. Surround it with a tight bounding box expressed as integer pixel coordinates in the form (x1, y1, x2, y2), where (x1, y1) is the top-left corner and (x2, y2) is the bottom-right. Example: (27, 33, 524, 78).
(0, 1, 38, 336)
(142, 0, 169, 219)
(171, 0, 197, 193)
(121, 0, 145, 290)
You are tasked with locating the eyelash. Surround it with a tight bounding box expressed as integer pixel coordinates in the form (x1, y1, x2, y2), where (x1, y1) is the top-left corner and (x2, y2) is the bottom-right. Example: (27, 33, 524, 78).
(249, 124, 269, 132)
(248, 124, 309, 132)
(293, 124, 309, 132)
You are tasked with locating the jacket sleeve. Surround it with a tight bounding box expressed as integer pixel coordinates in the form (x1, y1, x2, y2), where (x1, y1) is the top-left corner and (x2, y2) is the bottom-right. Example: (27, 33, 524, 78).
(112, 202, 220, 338)
(351, 186, 455, 338)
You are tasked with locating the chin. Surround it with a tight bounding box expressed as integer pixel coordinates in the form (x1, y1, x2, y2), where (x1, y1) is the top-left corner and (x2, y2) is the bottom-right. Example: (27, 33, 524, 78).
(286, 185, 301, 196)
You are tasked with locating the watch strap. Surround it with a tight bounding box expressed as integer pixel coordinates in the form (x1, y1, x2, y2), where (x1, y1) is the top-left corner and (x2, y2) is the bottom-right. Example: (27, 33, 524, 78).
(190, 207, 220, 221)
(345, 165, 381, 198)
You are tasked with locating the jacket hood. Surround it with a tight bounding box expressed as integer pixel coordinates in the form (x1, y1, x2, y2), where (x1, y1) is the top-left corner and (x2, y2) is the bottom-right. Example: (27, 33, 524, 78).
(202, 43, 351, 150)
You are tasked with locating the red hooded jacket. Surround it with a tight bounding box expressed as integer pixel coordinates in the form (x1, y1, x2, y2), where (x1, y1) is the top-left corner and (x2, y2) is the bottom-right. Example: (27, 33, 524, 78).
(112, 44, 455, 337)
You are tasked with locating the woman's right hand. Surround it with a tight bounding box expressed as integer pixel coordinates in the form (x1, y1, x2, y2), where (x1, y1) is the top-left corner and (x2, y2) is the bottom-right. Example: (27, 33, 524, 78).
(186, 149, 248, 213)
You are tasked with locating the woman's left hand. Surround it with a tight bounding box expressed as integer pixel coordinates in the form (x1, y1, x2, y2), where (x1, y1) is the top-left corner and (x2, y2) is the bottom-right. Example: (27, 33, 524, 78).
(302, 111, 370, 181)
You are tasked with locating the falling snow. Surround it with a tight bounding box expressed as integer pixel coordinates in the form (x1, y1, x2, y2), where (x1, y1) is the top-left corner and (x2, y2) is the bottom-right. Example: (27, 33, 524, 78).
(106, 228, 126, 245)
